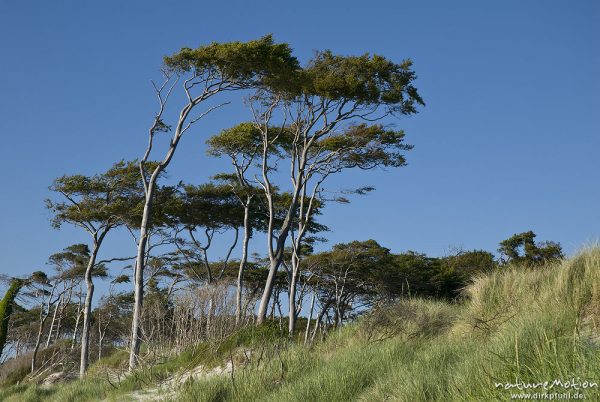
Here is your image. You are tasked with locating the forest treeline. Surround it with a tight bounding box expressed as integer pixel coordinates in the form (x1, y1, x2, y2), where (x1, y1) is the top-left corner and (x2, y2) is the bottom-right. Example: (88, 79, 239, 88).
(0, 35, 562, 386)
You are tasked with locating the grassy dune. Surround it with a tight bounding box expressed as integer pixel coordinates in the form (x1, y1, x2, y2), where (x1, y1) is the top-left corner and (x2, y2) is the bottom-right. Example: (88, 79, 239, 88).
(1, 248, 599, 401)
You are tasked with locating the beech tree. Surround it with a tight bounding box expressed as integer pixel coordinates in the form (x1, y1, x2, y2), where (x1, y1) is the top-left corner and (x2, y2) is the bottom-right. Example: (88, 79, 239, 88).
(170, 183, 243, 284)
(129, 35, 299, 369)
(244, 50, 424, 328)
(168, 182, 245, 334)
(46, 161, 144, 377)
(305, 240, 394, 328)
(206, 123, 274, 324)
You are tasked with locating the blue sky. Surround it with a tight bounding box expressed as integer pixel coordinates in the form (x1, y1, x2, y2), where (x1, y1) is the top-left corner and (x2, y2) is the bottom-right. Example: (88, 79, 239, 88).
(0, 0, 598, 282)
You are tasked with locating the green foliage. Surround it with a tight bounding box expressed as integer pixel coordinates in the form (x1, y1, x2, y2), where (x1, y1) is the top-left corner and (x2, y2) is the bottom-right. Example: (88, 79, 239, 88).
(316, 124, 413, 170)
(302, 50, 424, 113)
(498, 230, 564, 266)
(305, 240, 396, 310)
(442, 249, 497, 274)
(305, 241, 497, 305)
(0, 279, 24, 357)
(164, 35, 299, 90)
(206, 122, 263, 158)
(48, 244, 90, 279)
(28, 271, 48, 284)
(172, 183, 244, 230)
(0, 365, 30, 387)
(46, 160, 147, 231)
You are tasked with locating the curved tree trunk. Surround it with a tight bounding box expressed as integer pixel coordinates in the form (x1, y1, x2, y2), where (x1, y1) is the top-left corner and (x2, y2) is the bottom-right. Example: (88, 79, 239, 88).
(31, 283, 55, 374)
(256, 236, 289, 324)
(288, 269, 298, 336)
(129, 194, 153, 371)
(129, 94, 198, 371)
(304, 290, 316, 345)
(235, 201, 251, 325)
(79, 236, 103, 378)
(71, 285, 83, 350)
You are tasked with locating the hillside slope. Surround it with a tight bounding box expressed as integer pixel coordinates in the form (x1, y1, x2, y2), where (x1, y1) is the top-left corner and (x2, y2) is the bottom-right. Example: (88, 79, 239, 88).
(1, 248, 599, 401)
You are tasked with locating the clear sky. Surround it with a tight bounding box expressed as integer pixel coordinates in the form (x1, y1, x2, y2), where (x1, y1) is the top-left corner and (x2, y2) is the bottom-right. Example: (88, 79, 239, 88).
(0, 0, 598, 282)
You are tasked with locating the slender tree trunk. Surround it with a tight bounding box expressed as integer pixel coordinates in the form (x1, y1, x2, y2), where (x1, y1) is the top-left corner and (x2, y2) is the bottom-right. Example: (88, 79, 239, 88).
(304, 290, 316, 345)
(288, 269, 298, 336)
(130, 240, 146, 370)
(206, 297, 213, 338)
(256, 165, 307, 324)
(31, 320, 45, 373)
(45, 294, 62, 348)
(287, 183, 318, 336)
(129, 181, 157, 371)
(128, 73, 233, 369)
(31, 284, 55, 373)
(310, 300, 331, 344)
(71, 286, 83, 350)
(79, 239, 102, 378)
(275, 291, 284, 331)
(269, 288, 277, 321)
(256, 161, 302, 324)
(257, 248, 285, 324)
(98, 327, 103, 361)
(55, 284, 73, 343)
(236, 201, 251, 325)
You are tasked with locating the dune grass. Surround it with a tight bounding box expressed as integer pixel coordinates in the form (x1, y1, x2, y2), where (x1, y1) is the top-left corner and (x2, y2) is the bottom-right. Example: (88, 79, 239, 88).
(1, 248, 599, 401)
(175, 248, 600, 401)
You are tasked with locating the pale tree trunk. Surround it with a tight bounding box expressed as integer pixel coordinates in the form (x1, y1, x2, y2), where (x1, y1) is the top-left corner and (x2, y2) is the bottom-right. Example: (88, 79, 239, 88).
(71, 285, 83, 350)
(45, 293, 62, 348)
(206, 297, 213, 338)
(310, 300, 331, 344)
(304, 290, 316, 345)
(31, 283, 55, 373)
(275, 290, 284, 331)
(288, 269, 298, 336)
(130, 92, 202, 370)
(236, 200, 251, 325)
(79, 235, 104, 378)
(252, 90, 358, 326)
(255, 109, 301, 324)
(287, 180, 321, 336)
(128, 68, 237, 370)
(129, 194, 153, 371)
(31, 320, 45, 374)
(55, 282, 73, 344)
(255, 124, 319, 325)
(98, 335, 103, 361)
(256, 228, 294, 323)
(98, 310, 112, 361)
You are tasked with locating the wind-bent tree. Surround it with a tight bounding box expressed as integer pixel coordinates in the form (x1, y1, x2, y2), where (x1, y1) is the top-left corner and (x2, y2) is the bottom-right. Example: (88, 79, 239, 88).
(0, 279, 24, 358)
(171, 183, 243, 284)
(129, 35, 298, 369)
(206, 123, 270, 324)
(168, 182, 244, 335)
(248, 50, 424, 326)
(305, 240, 394, 328)
(28, 271, 55, 373)
(46, 160, 144, 377)
(44, 244, 92, 348)
(498, 230, 563, 266)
